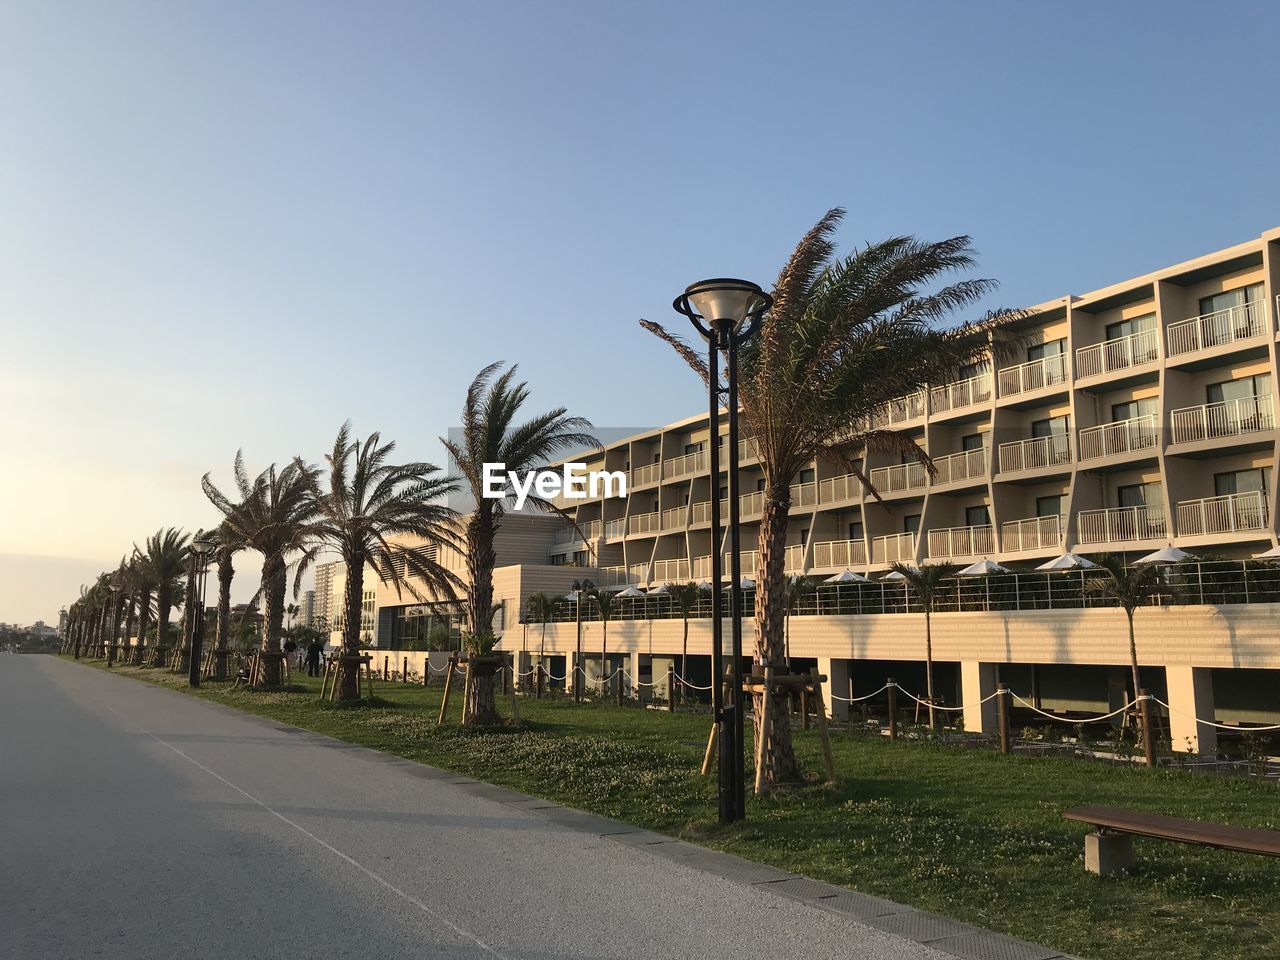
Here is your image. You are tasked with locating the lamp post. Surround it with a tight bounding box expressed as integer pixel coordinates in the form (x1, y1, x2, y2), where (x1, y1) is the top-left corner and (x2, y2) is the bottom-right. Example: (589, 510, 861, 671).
(673, 278, 772, 825)
(188, 535, 217, 688)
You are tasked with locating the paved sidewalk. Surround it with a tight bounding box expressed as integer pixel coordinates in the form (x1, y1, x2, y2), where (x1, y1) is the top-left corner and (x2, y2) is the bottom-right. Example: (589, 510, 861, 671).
(0, 656, 1072, 959)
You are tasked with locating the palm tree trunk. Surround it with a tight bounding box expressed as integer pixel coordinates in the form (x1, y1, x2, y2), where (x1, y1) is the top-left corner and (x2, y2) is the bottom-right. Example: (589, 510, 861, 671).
(681, 616, 688, 703)
(259, 556, 286, 687)
(1126, 610, 1154, 766)
(176, 572, 197, 673)
(601, 620, 608, 695)
(134, 591, 151, 664)
(155, 584, 172, 667)
(214, 554, 233, 679)
(753, 484, 799, 785)
(463, 509, 501, 726)
(925, 608, 937, 730)
(122, 600, 136, 664)
(338, 555, 366, 701)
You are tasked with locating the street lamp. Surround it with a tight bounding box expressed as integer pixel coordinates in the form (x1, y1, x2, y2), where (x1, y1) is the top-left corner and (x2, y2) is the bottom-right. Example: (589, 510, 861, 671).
(188, 534, 217, 688)
(673, 278, 772, 825)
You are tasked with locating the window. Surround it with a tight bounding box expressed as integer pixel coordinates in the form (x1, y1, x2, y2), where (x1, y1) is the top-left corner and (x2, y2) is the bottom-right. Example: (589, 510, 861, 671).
(684, 442, 701, 455)
(799, 527, 810, 543)
(1214, 468, 1269, 498)
(1031, 416, 1069, 438)
(799, 468, 815, 484)
(965, 505, 990, 527)
(903, 515, 921, 535)
(959, 360, 987, 381)
(1112, 398, 1157, 422)
(1036, 495, 1063, 518)
(1199, 282, 1263, 317)
(847, 521, 864, 541)
(1104, 313, 1155, 341)
(756, 478, 766, 492)
(1117, 483, 1159, 508)
(961, 432, 984, 451)
(1027, 339, 1065, 362)
(1207, 373, 1271, 405)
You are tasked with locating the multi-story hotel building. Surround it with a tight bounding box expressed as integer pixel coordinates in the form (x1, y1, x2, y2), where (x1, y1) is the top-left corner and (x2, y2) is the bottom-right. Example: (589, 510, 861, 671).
(369, 228, 1280, 756)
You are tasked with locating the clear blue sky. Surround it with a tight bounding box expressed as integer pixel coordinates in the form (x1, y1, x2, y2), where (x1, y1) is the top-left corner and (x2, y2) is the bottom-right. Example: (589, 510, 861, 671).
(2, 0, 1278, 623)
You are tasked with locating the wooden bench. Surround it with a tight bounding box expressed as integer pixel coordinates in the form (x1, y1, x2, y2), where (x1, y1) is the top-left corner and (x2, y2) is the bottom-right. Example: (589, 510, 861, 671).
(1064, 804, 1280, 876)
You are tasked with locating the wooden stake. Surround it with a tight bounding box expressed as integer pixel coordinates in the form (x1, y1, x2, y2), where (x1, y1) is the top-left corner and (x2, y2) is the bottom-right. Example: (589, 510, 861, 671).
(700, 721, 718, 777)
(438, 657, 456, 725)
(460, 661, 475, 725)
(997, 682, 1010, 754)
(810, 667, 835, 785)
(667, 667, 675, 713)
(887, 677, 899, 740)
(755, 666, 774, 795)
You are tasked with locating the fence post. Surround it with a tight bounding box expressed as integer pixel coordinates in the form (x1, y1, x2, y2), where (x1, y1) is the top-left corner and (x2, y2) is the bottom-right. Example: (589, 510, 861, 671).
(403, 657, 408, 684)
(887, 678, 898, 741)
(383, 656, 389, 681)
(997, 682, 1010, 754)
(1139, 688, 1156, 768)
(667, 667, 675, 712)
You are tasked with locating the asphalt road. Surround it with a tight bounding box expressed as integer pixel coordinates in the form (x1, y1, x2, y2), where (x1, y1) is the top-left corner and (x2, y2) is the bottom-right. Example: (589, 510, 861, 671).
(0, 657, 1053, 960)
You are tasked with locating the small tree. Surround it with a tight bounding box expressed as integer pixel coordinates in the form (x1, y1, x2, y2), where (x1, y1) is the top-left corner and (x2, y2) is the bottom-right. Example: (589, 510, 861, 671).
(889, 561, 959, 729)
(587, 586, 618, 696)
(782, 574, 817, 667)
(667, 582, 702, 695)
(525, 592, 553, 692)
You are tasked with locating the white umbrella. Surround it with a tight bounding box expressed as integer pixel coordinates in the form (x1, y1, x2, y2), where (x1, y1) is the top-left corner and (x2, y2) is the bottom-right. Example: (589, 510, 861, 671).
(958, 558, 1010, 576)
(615, 586, 646, 597)
(1134, 546, 1193, 565)
(646, 584, 670, 595)
(722, 577, 756, 590)
(824, 569, 870, 584)
(1253, 545, 1280, 560)
(1035, 552, 1098, 571)
(694, 579, 714, 590)
(881, 569, 911, 581)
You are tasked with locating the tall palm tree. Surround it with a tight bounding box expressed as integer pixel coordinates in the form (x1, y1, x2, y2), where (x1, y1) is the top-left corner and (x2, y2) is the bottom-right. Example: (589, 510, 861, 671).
(524, 592, 554, 695)
(667, 582, 702, 697)
(203, 454, 320, 687)
(119, 557, 144, 664)
(1085, 553, 1165, 766)
(889, 561, 959, 729)
(442, 362, 597, 725)
(643, 208, 1016, 785)
(136, 529, 189, 665)
(783, 575, 817, 667)
(130, 552, 155, 665)
(587, 586, 618, 696)
(300, 423, 462, 702)
(211, 522, 246, 680)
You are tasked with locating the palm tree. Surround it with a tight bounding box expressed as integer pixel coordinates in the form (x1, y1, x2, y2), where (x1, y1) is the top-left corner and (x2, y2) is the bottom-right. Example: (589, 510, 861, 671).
(1085, 553, 1165, 766)
(211, 522, 246, 679)
(782, 575, 817, 667)
(889, 561, 959, 729)
(136, 529, 190, 665)
(118, 557, 144, 664)
(300, 423, 462, 702)
(667, 582, 702, 699)
(524, 592, 554, 696)
(130, 552, 155, 665)
(442, 362, 597, 725)
(203, 454, 321, 687)
(643, 208, 1016, 785)
(587, 586, 618, 696)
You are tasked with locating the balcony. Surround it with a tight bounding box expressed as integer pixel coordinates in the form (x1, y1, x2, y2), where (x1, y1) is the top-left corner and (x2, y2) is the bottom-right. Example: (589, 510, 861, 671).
(1166, 299, 1267, 357)
(1078, 415, 1159, 462)
(868, 461, 927, 494)
(598, 566, 636, 586)
(553, 519, 602, 544)
(871, 391, 926, 427)
(997, 353, 1068, 398)
(662, 448, 705, 480)
(716, 437, 756, 463)
(628, 511, 660, 535)
(1074, 328, 1159, 379)
(790, 480, 817, 506)
(629, 563, 650, 583)
(604, 518, 626, 540)
(661, 507, 686, 530)
(998, 433, 1072, 474)
(632, 462, 661, 486)
(817, 472, 860, 503)
(927, 524, 994, 560)
(811, 538, 868, 568)
(651, 557, 691, 582)
(690, 500, 711, 524)
(929, 373, 992, 415)
(1077, 504, 1166, 545)
(1001, 515, 1063, 553)
(719, 490, 764, 519)
(873, 532, 916, 564)
(932, 447, 986, 486)
(1177, 491, 1269, 537)
(724, 551, 760, 576)
(1170, 395, 1274, 445)
(692, 555, 711, 579)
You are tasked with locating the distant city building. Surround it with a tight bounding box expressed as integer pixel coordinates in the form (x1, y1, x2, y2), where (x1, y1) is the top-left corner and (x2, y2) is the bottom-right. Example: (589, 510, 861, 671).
(299, 590, 316, 626)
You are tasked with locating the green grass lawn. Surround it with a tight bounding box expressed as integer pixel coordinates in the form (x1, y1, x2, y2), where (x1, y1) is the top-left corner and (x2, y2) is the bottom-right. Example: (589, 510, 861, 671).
(68, 657, 1279, 960)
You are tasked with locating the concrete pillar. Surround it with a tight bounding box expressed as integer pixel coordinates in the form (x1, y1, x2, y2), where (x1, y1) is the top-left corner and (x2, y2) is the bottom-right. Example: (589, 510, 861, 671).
(1165, 665, 1217, 756)
(817, 658, 849, 721)
(961, 661, 999, 735)
(513, 650, 529, 692)
(630, 651, 643, 700)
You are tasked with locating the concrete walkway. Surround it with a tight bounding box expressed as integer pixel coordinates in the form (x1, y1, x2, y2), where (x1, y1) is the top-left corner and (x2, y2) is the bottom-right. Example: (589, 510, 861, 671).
(0, 656, 1070, 959)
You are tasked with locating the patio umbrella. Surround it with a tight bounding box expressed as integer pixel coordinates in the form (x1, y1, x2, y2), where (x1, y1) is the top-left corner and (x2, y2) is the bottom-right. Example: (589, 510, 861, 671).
(722, 577, 756, 590)
(615, 586, 646, 598)
(693, 579, 714, 591)
(824, 569, 870, 584)
(1134, 546, 1194, 565)
(646, 584, 670, 595)
(881, 569, 912, 581)
(958, 558, 1010, 576)
(1035, 552, 1098, 571)
(1253, 545, 1280, 560)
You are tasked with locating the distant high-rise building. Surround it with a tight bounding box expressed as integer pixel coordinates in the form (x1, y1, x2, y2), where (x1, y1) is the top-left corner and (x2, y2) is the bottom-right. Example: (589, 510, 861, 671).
(300, 590, 316, 626)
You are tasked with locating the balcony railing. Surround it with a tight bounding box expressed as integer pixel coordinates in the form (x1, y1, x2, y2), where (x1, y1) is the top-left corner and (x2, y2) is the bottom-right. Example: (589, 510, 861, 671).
(717, 437, 756, 462)
(1001, 515, 1063, 552)
(871, 391, 926, 427)
(628, 511, 660, 535)
(598, 566, 636, 586)
(785, 544, 804, 572)
(1074, 328, 1159, 379)
(998, 433, 1072, 473)
(651, 558, 691, 582)
(927, 524, 994, 559)
(811, 539, 868, 568)
(553, 519, 602, 543)
(929, 373, 992, 415)
(662, 449, 705, 479)
(997, 353, 1069, 398)
(661, 506, 686, 530)
(632, 462, 661, 486)
(629, 563, 650, 583)
(1177, 491, 1269, 537)
(818, 472, 860, 503)
(868, 461, 927, 494)
(1170, 395, 1274, 444)
(1078, 414, 1159, 461)
(932, 447, 986, 485)
(604, 518, 626, 540)
(692, 555, 711, 579)
(724, 551, 759, 576)
(1166, 299, 1267, 357)
(690, 501, 711, 524)
(790, 481, 817, 506)
(873, 532, 916, 564)
(1077, 504, 1166, 545)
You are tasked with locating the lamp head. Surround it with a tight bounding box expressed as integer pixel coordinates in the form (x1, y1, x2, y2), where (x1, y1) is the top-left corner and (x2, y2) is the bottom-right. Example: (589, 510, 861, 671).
(191, 535, 217, 558)
(673, 278, 772, 335)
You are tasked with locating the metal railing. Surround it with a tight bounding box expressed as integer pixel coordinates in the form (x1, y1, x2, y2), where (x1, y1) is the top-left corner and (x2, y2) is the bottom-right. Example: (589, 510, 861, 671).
(932, 447, 986, 485)
(604, 518, 626, 540)
(692, 555, 711, 579)
(651, 557, 691, 582)
(998, 433, 1072, 473)
(868, 461, 928, 494)
(662, 448, 705, 479)
(1166, 299, 1267, 357)
(812, 539, 869, 568)
(629, 563, 650, 583)
(871, 391, 926, 427)
(631, 462, 661, 486)
(1078, 414, 1159, 461)
(596, 566, 636, 585)
(929, 373, 992, 414)
(997, 353, 1069, 397)
(1170, 395, 1274, 444)
(873, 532, 916, 564)
(927, 524, 994, 560)
(723, 490, 764, 518)
(628, 511, 660, 535)
(661, 506, 686, 530)
(1000, 515, 1063, 553)
(790, 481, 817, 506)
(1177, 491, 1270, 537)
(785, 544, 805, 573)
(724, 551, 759, 576)
(717, 437, 756, 462)
(1074, 328, 1159, 379)
(818, 472, 860, 503)
(1076, 504, 1166, 545)
(690, 501, 711, 524)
